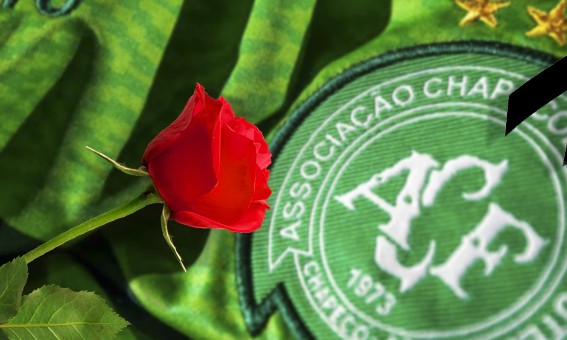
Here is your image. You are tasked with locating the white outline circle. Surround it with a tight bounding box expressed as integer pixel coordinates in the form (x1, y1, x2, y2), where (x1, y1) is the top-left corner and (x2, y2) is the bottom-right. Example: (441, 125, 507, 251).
(266, 64, 567, 339)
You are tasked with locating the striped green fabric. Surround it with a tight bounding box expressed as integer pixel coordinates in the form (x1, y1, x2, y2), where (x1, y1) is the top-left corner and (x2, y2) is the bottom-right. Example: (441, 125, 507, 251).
(0, 0, 565, 339)
(1, 0, 182, 240)
(221, 0, 316, 124)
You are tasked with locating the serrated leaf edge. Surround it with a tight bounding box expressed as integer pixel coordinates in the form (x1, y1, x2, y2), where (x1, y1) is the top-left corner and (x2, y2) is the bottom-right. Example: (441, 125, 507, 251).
(0, 257, 28, 324)
(1, 285, 129, 331)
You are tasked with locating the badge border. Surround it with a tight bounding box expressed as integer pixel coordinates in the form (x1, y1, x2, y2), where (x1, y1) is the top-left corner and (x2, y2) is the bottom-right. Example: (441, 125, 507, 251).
(236, 41, 557, 339)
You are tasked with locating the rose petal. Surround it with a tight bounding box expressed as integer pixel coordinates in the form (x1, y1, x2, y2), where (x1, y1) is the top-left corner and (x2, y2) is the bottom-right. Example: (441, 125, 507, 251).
(226, 117, 271, 170)
(218, 99, 271, 170)
(172, 201, 268, 232)
(227, 117, 255, 140)
(188, 125, 257, 225)
(144, 84, 226, 212)
(236, 201, 270, 232)
(252, 167, 271, 203)
(148, 121, 219, 212)
(143, 84, 205, 164)
(219, 96, 236, 123)
(191, 87, 223, 180)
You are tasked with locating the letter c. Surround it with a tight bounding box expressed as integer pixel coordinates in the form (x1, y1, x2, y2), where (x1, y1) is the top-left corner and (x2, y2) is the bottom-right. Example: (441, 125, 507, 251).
(314, 142, 335, 161)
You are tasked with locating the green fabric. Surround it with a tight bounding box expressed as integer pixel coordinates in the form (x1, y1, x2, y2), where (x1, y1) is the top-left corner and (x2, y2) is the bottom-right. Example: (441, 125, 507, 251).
(221, 0, 317, 124)
(0, 0, 565, 339)
(0, 0, 181, 240)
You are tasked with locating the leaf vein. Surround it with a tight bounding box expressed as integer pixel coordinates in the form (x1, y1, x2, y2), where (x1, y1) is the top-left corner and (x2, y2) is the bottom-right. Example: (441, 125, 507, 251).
(47, 326, 61, 340)
(73, 324, 86, 340)
(27, 289, 59, 323)
(25, 326, 37, 340)
(47, 294, 79, 323)
(0, 321, 115, 328)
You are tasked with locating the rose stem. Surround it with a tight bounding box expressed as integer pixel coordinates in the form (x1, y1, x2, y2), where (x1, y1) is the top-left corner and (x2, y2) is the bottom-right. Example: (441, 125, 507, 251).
(23, 192, 163, 264)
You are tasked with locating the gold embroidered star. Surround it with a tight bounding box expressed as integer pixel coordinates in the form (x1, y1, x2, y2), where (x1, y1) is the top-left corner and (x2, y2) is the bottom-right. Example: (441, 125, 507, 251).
(456, 0, 511, 28)
(526, 0, 567, 46)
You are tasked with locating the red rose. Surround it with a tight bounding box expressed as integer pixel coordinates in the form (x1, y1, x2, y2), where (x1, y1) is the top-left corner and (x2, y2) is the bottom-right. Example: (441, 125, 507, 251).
(142, 84, 271, 233)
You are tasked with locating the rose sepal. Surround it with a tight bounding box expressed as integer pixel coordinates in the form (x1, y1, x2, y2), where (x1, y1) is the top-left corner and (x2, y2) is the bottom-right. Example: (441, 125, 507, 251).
(160, 205, 187, 272)
(86, 146, 150, 177)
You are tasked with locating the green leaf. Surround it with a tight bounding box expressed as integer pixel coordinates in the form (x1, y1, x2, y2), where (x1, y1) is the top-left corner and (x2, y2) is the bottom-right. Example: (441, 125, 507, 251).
(25, 252, 146, 340)
(0, 285, 129, 340)
(0, 258, 27, 323)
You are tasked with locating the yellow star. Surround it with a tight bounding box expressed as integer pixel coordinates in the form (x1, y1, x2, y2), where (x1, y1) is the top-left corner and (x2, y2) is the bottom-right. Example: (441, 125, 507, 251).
(456, 0, 511, 28)
(526, 0, 567, 46)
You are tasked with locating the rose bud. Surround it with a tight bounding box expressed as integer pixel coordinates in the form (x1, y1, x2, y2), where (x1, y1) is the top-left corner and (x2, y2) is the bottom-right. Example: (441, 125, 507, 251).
(142, 84, 272, 233)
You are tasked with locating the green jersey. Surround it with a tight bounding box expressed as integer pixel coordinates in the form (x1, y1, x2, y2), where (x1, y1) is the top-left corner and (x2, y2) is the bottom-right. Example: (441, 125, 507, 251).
(1, 0, 566, 339)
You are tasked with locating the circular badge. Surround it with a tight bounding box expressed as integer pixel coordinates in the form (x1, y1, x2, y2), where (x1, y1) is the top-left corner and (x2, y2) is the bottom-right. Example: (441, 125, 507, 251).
(237, 42, 567, 340)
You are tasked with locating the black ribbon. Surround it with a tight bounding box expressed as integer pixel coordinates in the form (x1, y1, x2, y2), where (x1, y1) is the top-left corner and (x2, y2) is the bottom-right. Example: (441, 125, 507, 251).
(506, 56, 567, 165)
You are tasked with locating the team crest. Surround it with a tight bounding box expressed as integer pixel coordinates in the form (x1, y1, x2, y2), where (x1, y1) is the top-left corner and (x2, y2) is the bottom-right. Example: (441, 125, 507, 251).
(237, 42, 567, 339)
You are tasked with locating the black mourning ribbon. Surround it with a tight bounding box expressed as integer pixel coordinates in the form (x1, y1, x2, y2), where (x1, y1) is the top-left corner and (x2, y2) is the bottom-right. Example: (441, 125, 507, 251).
(505, 56, 567, 165)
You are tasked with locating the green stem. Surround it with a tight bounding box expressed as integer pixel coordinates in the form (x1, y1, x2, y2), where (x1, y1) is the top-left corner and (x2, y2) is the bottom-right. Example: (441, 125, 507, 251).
(23, 192, 163, 264)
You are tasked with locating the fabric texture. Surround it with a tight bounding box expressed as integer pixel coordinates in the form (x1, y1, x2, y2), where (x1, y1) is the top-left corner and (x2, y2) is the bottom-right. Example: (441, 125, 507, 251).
(0, 0, 565, 339)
